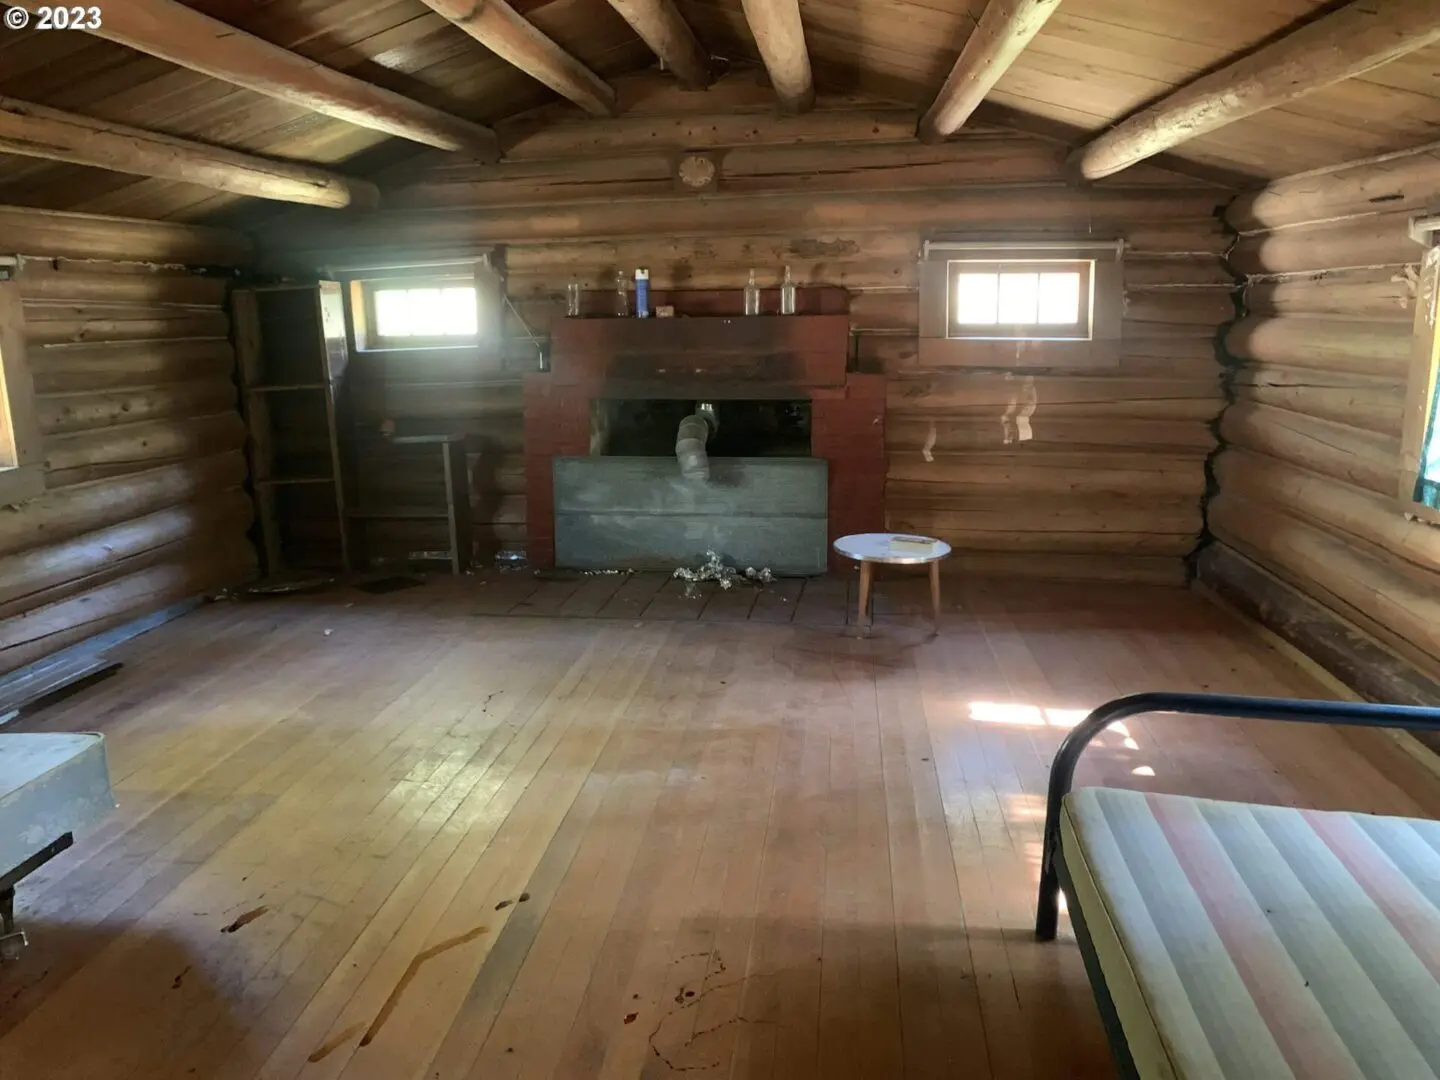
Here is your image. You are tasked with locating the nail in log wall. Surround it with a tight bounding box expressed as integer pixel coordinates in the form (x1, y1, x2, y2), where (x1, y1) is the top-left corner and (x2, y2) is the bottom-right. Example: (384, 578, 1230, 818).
(1207, 143, 1440, 684)
(257, 70, 1236, 584)
(0, 206, 258, 675)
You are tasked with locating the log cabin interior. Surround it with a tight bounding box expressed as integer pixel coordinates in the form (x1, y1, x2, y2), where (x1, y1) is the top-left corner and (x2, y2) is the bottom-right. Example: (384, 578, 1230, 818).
(3, 0, 1440, 1077)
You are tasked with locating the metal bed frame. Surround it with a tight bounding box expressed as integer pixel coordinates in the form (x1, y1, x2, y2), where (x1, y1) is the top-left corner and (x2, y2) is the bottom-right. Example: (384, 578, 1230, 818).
(1032, 691, 1440, 1079)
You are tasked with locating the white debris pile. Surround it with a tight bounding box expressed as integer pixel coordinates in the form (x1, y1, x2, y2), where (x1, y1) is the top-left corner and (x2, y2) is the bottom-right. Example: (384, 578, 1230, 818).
(672, 551, 775, 591)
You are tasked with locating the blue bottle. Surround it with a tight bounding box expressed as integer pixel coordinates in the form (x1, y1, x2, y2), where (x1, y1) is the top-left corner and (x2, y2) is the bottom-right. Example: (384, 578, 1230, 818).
(635, 267, 650, 318)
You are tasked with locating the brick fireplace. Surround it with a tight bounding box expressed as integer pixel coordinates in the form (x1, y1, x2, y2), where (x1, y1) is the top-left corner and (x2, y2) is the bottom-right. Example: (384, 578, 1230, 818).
(523, 290, 885, 572)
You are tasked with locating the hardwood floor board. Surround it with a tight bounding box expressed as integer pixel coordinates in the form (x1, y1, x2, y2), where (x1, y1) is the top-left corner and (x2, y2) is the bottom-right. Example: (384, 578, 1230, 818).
(640, 580, 713, 622)
(697, 584, 759, 623)
(4, 583, 1438, 1080)
(746, 579, 802, 624)
(511, 577, 586, 617)
(596, 572, 669, 620)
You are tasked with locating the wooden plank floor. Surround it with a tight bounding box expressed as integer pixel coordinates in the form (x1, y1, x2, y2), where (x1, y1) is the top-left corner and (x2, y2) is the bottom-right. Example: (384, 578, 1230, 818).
(2, 577, 1437, 1080)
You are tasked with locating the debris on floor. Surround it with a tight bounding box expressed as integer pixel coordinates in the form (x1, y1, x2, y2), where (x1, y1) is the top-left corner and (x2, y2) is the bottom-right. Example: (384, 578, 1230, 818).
(672, 551, 776, 592)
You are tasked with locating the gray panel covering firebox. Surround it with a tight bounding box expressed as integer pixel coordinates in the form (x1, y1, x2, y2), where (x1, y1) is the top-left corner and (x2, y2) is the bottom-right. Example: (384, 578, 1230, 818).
(553, 457, 828, 574)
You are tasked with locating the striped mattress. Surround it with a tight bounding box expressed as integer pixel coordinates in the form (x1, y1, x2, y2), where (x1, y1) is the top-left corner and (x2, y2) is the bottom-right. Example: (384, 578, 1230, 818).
(1061, 787, 1440, 1080)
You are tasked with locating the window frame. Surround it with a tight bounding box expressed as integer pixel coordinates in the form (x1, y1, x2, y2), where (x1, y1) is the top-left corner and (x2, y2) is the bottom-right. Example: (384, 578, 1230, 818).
(356, 276, 485, 352)
(0, 273, 44, 505)
(945, 258, 1094, 342)
(1399, 243, 1440, 525)
(917, 239, 1124, 370)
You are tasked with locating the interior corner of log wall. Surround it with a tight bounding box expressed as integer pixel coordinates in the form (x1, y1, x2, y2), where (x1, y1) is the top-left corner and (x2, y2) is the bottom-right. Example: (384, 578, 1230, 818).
(256, 75, 1240, 585)
(1212, 142, 1440, 685)
(0, 206, 257, 676)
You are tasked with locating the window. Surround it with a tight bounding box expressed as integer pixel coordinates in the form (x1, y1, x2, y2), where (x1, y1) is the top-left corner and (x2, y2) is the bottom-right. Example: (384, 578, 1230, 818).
(947, 260, 1093, 341)
(360, 281, 481, 349)
(0, 274, 44, 504)
(1401, 244, 1440, 521)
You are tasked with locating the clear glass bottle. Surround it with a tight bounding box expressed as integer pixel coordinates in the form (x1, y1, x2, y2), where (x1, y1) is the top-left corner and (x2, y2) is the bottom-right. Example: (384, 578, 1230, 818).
(744, 268, 762, 316)
(780, 265, 796, 315)
(565, 276, 582, 317)
(613, 270, 628, 317)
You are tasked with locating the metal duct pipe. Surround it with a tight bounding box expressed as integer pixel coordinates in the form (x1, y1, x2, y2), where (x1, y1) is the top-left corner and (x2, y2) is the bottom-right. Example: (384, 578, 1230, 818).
(676, 405, 716, 481)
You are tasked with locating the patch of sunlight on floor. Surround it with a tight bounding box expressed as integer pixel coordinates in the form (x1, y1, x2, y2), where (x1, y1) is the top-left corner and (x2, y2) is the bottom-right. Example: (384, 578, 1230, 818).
(968, 704, 1142, 749)
(1132, 765, 1156, 777)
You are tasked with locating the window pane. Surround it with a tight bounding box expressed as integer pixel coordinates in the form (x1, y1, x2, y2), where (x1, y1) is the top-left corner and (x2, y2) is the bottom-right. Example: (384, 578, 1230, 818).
(1037, 272, 1081, 325)
(373, 286, 478, 339)
(954, 273, 999, 324)
(374, 289, 412, 337)
(997, 273, 1039, 323)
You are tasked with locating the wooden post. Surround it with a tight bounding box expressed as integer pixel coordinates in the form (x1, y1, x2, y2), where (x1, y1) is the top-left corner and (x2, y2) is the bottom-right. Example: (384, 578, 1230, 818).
(740, 0, 814, 113)
(417, 0, 618, 117)
(918, 0, 1063, 143)
(1070, 0, 1440, 180)
(89, 0, 498, 157)
(603, 0, 711, 89)
(0, 96, 379, 210)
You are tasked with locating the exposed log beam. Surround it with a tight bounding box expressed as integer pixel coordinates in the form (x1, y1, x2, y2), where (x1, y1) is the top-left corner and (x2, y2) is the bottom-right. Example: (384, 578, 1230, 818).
(1071, 0, 1440, 180)
(740, 0, 814, 113)
(0, 96, 378, 210)
(604, 0, 712, 89)
(88, 0, 497, 157)
(918, 0, 1062, 144)
(418, 0, 618, 117)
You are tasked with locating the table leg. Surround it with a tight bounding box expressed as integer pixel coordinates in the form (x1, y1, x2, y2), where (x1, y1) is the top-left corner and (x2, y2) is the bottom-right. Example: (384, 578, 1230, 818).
(929, 561, 941, 634)
(857, 561, 873, 632)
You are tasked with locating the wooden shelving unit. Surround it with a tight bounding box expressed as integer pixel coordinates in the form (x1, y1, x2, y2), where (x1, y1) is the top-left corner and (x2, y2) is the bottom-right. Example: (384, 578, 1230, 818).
(233, 282, 351, 574)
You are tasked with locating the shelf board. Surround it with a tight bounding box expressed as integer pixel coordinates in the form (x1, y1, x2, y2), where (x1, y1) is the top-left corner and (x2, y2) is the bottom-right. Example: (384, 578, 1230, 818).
(347, 507, 452, 521)
(248, 383, 328, 392)
(256, 476, 336, 486)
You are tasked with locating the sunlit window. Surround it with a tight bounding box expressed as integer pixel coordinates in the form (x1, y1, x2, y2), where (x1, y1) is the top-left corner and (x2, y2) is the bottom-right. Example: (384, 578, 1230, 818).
(947, 260, 1092, 341)
(372, 286, 478, 341)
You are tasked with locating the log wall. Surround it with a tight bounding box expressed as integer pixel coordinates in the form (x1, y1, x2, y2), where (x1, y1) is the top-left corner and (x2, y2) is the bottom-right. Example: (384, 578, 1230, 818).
(1213, 144, 1440, 674)
(0, 207, 257, 675)
(259, 72, 1235, 582)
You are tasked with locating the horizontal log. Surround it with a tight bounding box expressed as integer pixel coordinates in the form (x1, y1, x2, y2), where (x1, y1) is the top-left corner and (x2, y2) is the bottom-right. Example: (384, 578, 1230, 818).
(23, 303, 231, 345)
(264, 188, 1228, 260)
(1244, 267, 1416, 319)
(0, 205, 251, 266)
(887, 452, 1207, 497)
(16, 263, 229, 306)
(1218, 402, 1397, 495)
(499, 107, 920, 159)
(1229, 211, 1422, 276)
(887, 498, 1202, 536)
(27, 339, 235, 394)
(0, 94, 379, 210)
(1124, 289, 1236, 326)
(863, 334, 1222, 379)
(888, 374, 1223, 419)
(1124, 260, 1235, 288)
(1231, 367, 1404, 435)
(0, 541, 256, 676)
(1210, 492, 1440, 670)
(509, 262, 918, 295)
(1196, 543, 1440, 711)
(0, 451, 246, 558)
(1225, 315, 1413, 379)
(44, 413, 248, 486)
(1215, 449, 1440, 582)
(937, 551, 1187, 586)
(38, 379, 237, 436)
(1229, 141, 1440, 232)
(883, 525, 1196, 558)
(0, 492, 252, 618)
(884, 415, 1217, 452)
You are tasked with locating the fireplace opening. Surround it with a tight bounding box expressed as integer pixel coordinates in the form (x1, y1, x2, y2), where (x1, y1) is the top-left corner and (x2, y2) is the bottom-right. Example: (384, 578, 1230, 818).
(595, 399, 812, 458)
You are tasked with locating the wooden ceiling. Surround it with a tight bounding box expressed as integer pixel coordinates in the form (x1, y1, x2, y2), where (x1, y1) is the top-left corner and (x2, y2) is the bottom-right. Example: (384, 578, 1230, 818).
(0, 0, 1436, 223)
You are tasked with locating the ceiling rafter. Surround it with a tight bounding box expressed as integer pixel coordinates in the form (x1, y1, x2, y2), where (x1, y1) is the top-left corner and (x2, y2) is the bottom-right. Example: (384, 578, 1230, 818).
(79, 0, 498, 158)
(918, 0, 1063, 144)
(0, 95, 378, 209)
(418, 0, 619, 118)
(1070, 0, 1440, 180)
(603, 0, 712, 90)
(739, 0, 814, 113)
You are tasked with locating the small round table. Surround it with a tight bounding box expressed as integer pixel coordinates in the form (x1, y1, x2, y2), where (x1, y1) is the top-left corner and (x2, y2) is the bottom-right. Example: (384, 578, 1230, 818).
(833, 533, 952, 634)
